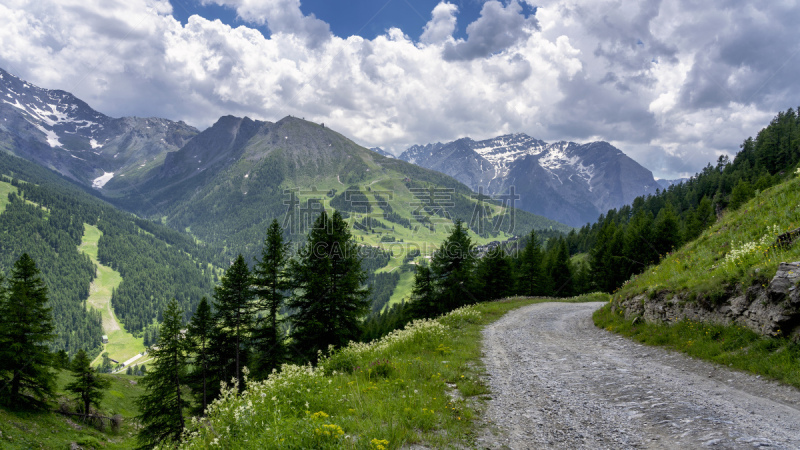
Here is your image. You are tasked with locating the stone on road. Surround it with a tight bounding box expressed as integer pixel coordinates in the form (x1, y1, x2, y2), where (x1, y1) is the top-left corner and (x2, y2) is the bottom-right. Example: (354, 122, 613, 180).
(479, 302, 800, 449)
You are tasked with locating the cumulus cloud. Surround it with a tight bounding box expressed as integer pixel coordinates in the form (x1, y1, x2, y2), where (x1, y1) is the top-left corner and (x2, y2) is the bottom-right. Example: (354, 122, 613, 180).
(204, 0, 331, 48)
(443, 0, 539, 61)
(420, 2, 458, 44)
(0, 0, 798, 178)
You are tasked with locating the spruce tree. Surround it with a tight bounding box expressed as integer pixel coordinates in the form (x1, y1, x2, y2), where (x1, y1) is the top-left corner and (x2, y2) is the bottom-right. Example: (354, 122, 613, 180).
(65, 349, 110, 417)
(546, 238, 573, 297)
(475, 246, 514, 301)
(251, 220, 289, 378)
(186, 297, 214, 415)
(429, 220, 476, 312)
(653, 203, 682, 256)
(623, 210, 658, 270)
(213, 255, 255, 392)
(407, 262, 436, 319)
(0, 254, 56, 409)
(516, 230, 547, 297)
(136, 299, 189, 448)
(288, 211, 369, 363)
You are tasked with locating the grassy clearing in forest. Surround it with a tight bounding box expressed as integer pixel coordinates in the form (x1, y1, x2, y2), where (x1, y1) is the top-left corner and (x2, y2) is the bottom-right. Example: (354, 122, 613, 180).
(176, 295, 602, 449)
(593, 304, 800, 388)
(78, 223, 145, 368)
(0, 179, 16, 214)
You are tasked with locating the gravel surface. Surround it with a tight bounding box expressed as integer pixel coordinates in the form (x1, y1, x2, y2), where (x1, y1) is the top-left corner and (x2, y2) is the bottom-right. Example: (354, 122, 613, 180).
(477, 302, 800, 449)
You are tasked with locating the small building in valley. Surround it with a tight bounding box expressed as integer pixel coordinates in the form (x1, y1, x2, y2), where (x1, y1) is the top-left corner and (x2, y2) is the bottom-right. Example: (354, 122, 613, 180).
(102, 335, 108, 344)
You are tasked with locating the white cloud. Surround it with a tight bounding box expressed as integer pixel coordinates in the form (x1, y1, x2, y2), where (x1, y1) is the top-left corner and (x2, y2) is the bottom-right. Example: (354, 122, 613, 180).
(420, 2, 458, 44)
(0, 0, 798, 179)
(203, 0, 331, 47)
(443, 0, 539, 61)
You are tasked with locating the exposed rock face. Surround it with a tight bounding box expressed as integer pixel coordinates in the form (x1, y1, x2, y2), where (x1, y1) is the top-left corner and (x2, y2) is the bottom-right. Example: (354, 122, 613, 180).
(616, 262, 800, 340)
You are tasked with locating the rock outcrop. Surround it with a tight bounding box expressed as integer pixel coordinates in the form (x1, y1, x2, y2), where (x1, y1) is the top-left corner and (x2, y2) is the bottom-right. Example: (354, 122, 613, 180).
(615, 262, 800, 340)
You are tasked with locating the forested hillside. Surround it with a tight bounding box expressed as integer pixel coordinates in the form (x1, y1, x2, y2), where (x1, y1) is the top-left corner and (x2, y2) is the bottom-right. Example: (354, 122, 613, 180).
(0, 152, 218, 355)
(564, 108, 800, 293)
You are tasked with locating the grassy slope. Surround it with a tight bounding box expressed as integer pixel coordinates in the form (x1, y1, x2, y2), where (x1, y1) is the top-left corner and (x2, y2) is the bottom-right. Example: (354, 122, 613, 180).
(0, 178, 15, 214)
(614, 175, 800, 300)
(0, 371, 144, 449)
(595, 175, 800, 387)
(78, 223, 145, 368)
(178, 295, 605, 449)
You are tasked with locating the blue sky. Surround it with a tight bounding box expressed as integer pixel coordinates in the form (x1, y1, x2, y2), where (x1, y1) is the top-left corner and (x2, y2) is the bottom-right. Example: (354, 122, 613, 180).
(168, 0, 498, 41)
(1, 0, 799, 178)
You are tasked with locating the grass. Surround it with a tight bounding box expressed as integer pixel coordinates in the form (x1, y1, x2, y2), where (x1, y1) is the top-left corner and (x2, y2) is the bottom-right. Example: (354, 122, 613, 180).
(78, 223, 146, 368)
(384, 270, 415, 311)
(593, 303, 800, 388)
(0, 178, 49, 215)
(0, 179, 16, 214)
(0, 370, 145, 449)
(614, 175, 800, 302)
(177, 295, 603, 449)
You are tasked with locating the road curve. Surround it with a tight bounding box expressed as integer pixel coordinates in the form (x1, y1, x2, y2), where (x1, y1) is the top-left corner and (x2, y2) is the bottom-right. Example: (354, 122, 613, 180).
(478, 302, 800, 449)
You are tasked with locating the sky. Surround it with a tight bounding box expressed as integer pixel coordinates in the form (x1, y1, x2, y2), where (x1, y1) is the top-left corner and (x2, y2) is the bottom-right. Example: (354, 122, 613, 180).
(1, 0, 799, 179)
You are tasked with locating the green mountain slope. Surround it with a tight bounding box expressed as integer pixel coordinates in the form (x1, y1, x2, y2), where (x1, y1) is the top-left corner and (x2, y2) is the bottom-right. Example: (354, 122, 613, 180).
(107, 116, 570, 262)
(615, 174, 800, 300)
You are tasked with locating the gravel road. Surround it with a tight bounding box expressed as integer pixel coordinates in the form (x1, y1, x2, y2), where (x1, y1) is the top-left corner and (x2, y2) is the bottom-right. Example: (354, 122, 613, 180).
(477, 302, 800, 449)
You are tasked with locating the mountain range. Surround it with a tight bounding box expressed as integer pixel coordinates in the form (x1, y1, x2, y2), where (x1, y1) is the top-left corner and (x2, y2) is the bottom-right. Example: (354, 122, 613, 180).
(0, 68, 569, 264)
(398, 134, 661, 227)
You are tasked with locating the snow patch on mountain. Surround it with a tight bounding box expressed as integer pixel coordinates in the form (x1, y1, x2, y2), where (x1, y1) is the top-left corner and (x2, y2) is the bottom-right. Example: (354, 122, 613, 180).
(92, 172, 114, 189)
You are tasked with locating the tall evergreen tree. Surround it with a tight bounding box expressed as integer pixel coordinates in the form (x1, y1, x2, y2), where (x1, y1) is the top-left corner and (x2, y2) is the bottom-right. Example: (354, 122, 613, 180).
(136, 299, 189, 448)
(213, 255, 255, 391)
(546, 238, 573, 297)
(622, 210, 658, 270)
(186, 297, 214, 415)
(475, 247, 514, 301)
(0, 254, 56, 409)
(288, 211, 369, 364)
(430, 220, 476, 312)
(64, 349, 110, 417)
(407, 262, 436, 319)
(653, 202, 682, 256)
(251, 220, 290, 378)
(516, 230, 547, 296)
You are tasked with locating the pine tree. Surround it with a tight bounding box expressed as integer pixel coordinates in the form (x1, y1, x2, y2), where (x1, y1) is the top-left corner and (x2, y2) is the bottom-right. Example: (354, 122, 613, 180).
(475, 246, 514, 301)
(653, 202, 682, 256)
(430, 220, 476, 312)
(213, 255, 255, 392)
(136, 299, 189, 448)
(407, 262, 436, 319)
(54, 349, 71, 370)
(516, 230, 547, 297)
(0, 254, 56, 409)
(186, 297, 214, 415)
(65, 349, 110, 417)
(623, 210, 658, 270)
(288, 211, 369, 363)
(546, 238, 573, 297)
(251, 220, 289, 378)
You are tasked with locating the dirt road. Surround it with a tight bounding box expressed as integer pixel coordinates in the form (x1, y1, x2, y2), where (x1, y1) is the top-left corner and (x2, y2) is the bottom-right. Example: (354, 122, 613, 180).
(478, 302, 800, 449)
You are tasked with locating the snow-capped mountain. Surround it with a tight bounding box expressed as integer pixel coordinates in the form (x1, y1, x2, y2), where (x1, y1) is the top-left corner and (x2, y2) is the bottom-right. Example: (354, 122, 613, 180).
(399, 134, 660, 227)
(0, 67, 197, 187)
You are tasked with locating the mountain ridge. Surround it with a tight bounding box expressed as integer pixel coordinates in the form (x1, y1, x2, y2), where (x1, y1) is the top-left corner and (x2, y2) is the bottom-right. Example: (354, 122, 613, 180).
(399, 134, 660, 226)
